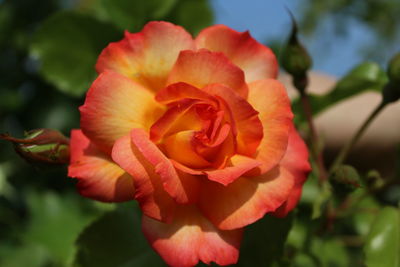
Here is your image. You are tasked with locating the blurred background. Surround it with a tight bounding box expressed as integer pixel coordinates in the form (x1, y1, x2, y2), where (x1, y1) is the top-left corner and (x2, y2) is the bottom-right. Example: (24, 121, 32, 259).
(0, 0, 399, 266)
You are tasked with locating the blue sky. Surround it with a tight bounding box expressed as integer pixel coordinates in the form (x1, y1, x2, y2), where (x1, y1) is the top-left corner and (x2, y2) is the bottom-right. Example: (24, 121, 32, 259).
(211, 0, 376, 77)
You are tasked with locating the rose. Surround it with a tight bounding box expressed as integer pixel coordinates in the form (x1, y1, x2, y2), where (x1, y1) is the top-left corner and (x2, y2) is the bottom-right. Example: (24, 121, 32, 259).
(68, 21, 310, 267)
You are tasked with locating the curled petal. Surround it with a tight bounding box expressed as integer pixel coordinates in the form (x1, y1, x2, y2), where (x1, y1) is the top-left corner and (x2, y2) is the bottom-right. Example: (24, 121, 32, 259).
(204, 83, 263, 157)
(142, 205, 242, 267)
(167, 49, 248, 98)
(96, 21, 195, 91)
(272, 125, 311, 218)
(132, 129, 200, 204)
(150, 98, 203, 143)
(80, 71, 164, 153)
(247, 79, 293, 175)
(205, 154, 261, 186)
(196, 24, 278, 82)
(199, 166, 295, 230)
(68, 130, 134, 202)
(163, 130, 212, 169)
(112, 134, 176, 222)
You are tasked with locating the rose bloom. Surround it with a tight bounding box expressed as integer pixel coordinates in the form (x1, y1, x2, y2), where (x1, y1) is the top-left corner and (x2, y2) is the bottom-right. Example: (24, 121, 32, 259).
(68, 21, 310, 267)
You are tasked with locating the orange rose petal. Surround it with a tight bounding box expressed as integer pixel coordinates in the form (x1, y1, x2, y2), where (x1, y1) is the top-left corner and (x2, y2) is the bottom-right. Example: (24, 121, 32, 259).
(272, 125, 311, 218)
(142, 205, 242, 267)
(167, 49, 249, 98)
(199, 166, 295, 230)
(131, 129, 200, 204)
(80, 71, 163, 153)
(196, 24, 278, 81)
(96, 21, 195, 91)
(68, 130, 134, 202)
(150, 99, 202, 143)
(247, 79, 293, 175)
(204, 83, 263, 157)
(163, 130, 212, 169)
(205, 154, 262, 186)
(112, 134, 176, 222)
(155, 82, 214, 104)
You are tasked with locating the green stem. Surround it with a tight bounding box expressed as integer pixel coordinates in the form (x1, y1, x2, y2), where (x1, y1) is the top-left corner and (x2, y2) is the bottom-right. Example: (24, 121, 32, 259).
(300, 92, 328, 182)
(329, 101, 387, 173)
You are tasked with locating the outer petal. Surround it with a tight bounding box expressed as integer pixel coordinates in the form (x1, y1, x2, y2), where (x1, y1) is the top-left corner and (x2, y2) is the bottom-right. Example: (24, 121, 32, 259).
(196, 25, 278, 82)
(68, 130, 134, 202)
(80, 71, 163, 153)
(167, 49, 249, 98)
(247, 79, 293, 175)
(272, 125, 311, 218)
(96, 21, 195, 91)
(198, 166, 295, 230)
(142, 205, 242, 267)
(131, 128, 200, 204)
(112, 134, 176, 222)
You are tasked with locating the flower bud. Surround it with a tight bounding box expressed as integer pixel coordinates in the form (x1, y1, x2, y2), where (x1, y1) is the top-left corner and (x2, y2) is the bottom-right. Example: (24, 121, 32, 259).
(382, 52, 400, 104)
(0, 129, 70, 165)
(282, 14, 312, 94)
(388, 52, 400, 83)
(330, 165, 361, 196)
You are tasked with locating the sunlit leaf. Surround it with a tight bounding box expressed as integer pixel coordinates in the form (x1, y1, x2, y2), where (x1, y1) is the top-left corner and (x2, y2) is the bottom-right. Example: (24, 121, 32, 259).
(364, 206, 400, 267)
(30, 11, 121, 97)
(293, 62, 388, 123)
(22, 191, 99, 265)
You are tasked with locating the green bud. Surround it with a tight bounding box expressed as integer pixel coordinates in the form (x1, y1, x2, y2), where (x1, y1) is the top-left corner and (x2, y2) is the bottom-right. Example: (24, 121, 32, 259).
(331, 165, 361, 196)
(388, 52, 400, 83)
(382, 52, 400, 103)
(0, 128, 70, 165)
(281, 13, 312, 94)
(382, 81, 400, 104)
(366, 169, 385, 191)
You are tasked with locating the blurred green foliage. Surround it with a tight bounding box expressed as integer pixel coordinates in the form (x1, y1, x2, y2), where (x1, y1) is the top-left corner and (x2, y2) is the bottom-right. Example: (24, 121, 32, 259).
(0, 0, 399, 266)
(300, 0, 400, 63)
(0, 0, 212, 266)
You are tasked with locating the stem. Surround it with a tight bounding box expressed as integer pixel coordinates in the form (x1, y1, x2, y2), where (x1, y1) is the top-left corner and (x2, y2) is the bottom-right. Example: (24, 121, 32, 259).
(300, 92, 328, 182)
(329, 101, 387, 173)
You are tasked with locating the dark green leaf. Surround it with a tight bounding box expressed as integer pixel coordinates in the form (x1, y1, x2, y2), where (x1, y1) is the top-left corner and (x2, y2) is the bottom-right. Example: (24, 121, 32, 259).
(74, 203, 165, 267)
(0, 243, 50, 267)
(310, 238, 350, 267)
(331, 165, 361, 196)
(364, 206, 400, 267)
(293, 62, 388, 123)
(167, 0, 213, 35)
(236, 214, 293, 266)
(31, 11, 121, 97)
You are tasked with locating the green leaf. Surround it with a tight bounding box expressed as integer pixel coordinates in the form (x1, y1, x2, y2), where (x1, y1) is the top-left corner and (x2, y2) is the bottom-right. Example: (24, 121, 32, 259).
(364, 206, 400, 267)
(311, 182, 331, 219)
(310, 238, 350, 267)
(236, 214, 294, 266)
(31, 11, 121, 97)
(293, 62, 388, 123)
(22, 191, 99, 265)
(73, 203, 165, 267)
(84, 0, 178, 31)
(351, 191, 381, 237)
(0, 243, 50, 267)
(167, 0, 213, 35)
